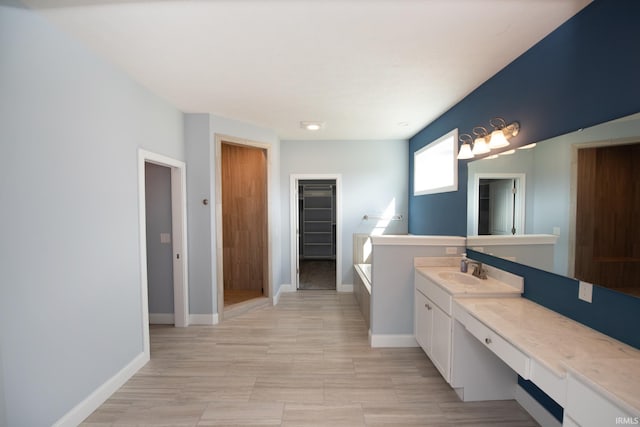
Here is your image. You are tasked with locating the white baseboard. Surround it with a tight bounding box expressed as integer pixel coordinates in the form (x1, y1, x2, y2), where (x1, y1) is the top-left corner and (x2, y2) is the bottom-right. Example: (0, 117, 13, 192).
(369, 333, 419, 348)
(274, 284, 294, 305)
(337, 283, 353, 293)
(149, 313, 175, 324)
(189, 313, 218, 325)
(515, 385, 562, 427)
(53, 352, 148, 427)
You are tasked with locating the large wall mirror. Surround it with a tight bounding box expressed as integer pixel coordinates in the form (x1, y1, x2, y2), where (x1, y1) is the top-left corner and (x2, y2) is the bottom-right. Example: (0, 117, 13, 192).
(466, 112, 640, 298)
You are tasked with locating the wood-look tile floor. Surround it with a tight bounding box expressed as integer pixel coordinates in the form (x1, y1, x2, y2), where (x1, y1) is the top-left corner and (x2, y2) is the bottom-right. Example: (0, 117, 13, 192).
(82, 291, 540, 426)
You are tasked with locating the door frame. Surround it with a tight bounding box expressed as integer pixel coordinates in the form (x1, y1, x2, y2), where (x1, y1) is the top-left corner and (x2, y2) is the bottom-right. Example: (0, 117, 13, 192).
(215, 134, 272, 320)
(289, 174, 343, 291)
(138, 149, 189, 358)
(470, 173, 526, 236)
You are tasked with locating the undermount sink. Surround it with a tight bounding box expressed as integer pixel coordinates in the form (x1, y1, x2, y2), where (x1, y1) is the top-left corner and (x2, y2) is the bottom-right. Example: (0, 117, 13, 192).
(437, 271, 481, 285)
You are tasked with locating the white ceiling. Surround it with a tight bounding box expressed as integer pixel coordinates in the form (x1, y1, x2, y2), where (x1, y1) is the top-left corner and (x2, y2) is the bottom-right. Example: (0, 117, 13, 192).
(24, 0, 591, 140)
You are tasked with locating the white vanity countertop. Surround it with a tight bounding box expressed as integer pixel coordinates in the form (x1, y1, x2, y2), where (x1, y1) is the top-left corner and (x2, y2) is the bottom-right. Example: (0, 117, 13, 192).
(416, 266, 522, 297)
(455, 297, 640, 415)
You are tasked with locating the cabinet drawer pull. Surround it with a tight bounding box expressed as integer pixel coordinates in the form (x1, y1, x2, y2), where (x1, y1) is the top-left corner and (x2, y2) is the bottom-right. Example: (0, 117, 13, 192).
(485, 337, 492, 345)
(425, 303, 432, 310)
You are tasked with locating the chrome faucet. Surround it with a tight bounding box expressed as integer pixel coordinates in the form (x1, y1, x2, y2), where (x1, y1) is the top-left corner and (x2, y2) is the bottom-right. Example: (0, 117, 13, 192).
(467, 260, 488, 279)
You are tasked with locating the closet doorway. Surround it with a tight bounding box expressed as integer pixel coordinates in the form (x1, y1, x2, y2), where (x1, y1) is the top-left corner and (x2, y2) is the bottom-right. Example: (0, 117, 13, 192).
(219, 139, 269, 309)
(290, 175, 342, 291)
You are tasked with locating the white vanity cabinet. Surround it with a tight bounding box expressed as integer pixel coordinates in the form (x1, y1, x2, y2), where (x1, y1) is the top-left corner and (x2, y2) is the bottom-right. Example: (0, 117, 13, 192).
(414, 272, 452, 383)
(563, 374, 638, 427)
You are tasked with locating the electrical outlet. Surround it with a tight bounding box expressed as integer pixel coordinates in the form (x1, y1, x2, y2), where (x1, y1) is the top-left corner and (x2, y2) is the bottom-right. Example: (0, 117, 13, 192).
(578, 281, 592, 303)
(160, 233, 171, 244)
(552, 227, 561, 236)
(445, 247, 458, 255)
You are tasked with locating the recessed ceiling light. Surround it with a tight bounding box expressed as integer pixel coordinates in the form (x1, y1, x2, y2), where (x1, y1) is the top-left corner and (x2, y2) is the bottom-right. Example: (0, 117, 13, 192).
(300, 121, 324, 131)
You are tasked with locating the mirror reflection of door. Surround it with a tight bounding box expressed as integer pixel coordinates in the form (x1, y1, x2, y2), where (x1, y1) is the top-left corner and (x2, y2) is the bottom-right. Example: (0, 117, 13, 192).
(575, 142, 640, 296)
(478, 178, 518, 235)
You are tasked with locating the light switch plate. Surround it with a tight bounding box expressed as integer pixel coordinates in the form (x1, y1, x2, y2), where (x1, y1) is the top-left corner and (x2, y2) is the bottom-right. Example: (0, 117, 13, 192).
(160, 233, 171, 244)
(578, 281, 592, 303)
(552, 227, 561, 236)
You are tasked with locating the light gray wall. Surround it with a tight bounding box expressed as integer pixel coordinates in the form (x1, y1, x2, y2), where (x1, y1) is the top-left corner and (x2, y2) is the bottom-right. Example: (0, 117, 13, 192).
(145, 163, 174, 315)
(185, 113, 282, 312)
(0, 4, 184, 426)
(371, 245, 462, 336)
(280, 140, 409, 286)
(185, 114, 214, 315)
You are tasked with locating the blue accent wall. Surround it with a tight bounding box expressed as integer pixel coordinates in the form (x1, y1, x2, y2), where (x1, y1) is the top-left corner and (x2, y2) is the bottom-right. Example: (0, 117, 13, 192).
(409, 0, 640, 235)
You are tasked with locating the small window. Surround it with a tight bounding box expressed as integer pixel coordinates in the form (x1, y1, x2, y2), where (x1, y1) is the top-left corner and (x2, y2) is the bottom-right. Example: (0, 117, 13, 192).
(414, 129, 458, 196)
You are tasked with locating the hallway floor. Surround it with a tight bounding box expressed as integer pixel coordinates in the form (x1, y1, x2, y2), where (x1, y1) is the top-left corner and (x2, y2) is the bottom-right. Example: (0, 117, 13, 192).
(298, 259, 336, 290)
(81, 292, 539, 426)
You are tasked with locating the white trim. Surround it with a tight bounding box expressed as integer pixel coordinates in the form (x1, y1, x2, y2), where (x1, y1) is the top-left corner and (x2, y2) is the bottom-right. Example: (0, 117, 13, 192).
(515, 385, 562, 427)
(138, 149, 190, 353)
(369, 334, 419, 348)
(149, 313, 175, 325)
(52, 352, 148, 427)
(274, 284, 294, 305)
(466, 234, 558, 246)
(214, 135, 272, 321)
(469, 172, 526, 236)
(289, 174, 343, 291)
(370, 235, 465, 246)
(189, 313, 218, 325)
(337, 284, 353, 293)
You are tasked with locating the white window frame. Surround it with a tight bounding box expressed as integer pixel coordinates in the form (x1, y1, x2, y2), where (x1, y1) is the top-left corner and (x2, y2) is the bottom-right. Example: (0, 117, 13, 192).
(414, 128, 458, 196)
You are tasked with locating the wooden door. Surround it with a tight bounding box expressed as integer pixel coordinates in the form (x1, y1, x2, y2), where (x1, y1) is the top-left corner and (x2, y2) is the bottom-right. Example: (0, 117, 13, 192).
(221, 142, 267, 297)
(575, 143, 640, 295)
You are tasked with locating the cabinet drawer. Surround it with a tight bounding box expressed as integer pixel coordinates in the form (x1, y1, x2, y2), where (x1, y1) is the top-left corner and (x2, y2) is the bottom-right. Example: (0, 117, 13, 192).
(565, 374, 637, 427)
(415, 273, 452, 315)
(464, 314, 530, 379)
(529, 360, 565, 406)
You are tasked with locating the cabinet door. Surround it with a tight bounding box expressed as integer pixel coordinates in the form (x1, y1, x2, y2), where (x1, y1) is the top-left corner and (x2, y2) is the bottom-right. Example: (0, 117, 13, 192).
(414, 290, 433, 353)
(431, 304, 452, 382)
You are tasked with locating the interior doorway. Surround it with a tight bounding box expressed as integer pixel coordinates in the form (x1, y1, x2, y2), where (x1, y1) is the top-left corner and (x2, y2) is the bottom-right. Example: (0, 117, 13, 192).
(217, 138, 270, 311)
(137, 149, 189, 358)
(574, 141, 640, 296)
(298, 180, 336, 290)
(471, 173, 525, 236)
(290, 174, 343, 291)
(145, 163, 175, 324)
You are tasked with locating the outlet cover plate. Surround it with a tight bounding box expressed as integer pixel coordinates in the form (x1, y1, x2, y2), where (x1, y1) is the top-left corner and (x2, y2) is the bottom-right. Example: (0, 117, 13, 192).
(578, 281, 593, 303)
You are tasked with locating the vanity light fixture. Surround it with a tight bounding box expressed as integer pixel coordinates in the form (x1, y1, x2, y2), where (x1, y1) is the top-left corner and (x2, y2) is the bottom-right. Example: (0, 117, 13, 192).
(457, 134, 474, 159)
(489, 117, 519, 149)
(499, 149, 516, 156)
(300, 121, 324, 131)
(456, 117, 520, 159)
(472, 127, 491, 155)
